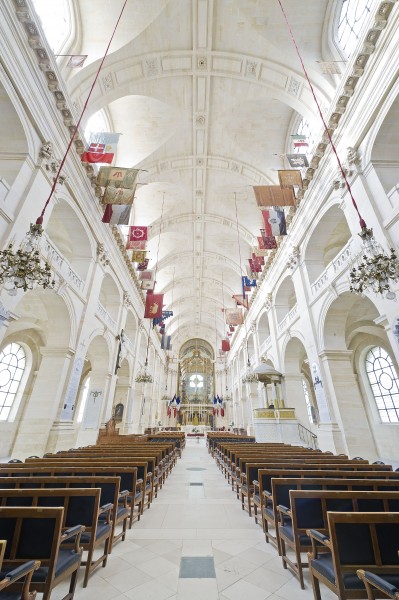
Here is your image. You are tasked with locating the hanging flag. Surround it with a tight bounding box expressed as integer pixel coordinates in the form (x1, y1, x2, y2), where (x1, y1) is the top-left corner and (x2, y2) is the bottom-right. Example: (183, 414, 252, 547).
(81, 132, 120, 164)
(225, 308, 244, 326)
(252, 253, 264, 266)
(102, 204, 113, 223)
(249, 259, 262, 273)
(229, 325, 235, 332)
(140, 270, 155, 290)
(126, 239, 146, 250)
(233, 294, 249, 309)
(137, 259, 150, 271)
(132, 250, 147, 263)
(253, 185, 296, 207)
(97, 167, 139, 190)
(103, 186, 135, 205)
(144, 293, 163, 318)
(161, 335, 171, 350)
(221, 339, 230, 352)
(260, 230, 278, 249)
(262, 208, 287, 236)
(293, 136, 309, 148)
(278, 169, 303, 189)
(109, 204, 131, 225)
(129, 226, 148, 241)
(286, 154, 309, 168)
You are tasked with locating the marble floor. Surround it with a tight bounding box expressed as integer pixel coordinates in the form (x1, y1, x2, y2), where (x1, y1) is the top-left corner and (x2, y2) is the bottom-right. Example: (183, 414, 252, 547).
(53, 439, 338, 600)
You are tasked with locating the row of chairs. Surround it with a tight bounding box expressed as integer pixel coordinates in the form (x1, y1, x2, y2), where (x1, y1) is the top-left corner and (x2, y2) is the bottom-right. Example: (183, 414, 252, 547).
(212, 438, 399, 600)
(0, 436, 183, 600)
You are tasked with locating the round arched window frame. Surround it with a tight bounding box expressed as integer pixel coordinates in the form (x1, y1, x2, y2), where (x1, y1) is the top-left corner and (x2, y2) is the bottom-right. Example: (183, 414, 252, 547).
(336, 0, 374, 58)
(0, 343, 28, 421)
(365, 346, 399, 423)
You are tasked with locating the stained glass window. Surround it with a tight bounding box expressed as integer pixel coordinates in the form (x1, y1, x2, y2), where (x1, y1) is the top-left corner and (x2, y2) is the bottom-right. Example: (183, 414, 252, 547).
(365, 346, 399, 423)
(338, 0, 374, 57)
(32, 0, 71, 53)
(0, 343, 26, 421)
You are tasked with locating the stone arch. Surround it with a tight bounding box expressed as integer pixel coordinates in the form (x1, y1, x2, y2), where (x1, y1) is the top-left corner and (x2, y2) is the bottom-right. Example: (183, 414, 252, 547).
(283, 336, 317, 426)
(274, 276, 297, 325)
(303, 203, 351, 285)
(257, 310, 270, 348)
(46, 197, 95, 281)
(99, 273, 122, 323)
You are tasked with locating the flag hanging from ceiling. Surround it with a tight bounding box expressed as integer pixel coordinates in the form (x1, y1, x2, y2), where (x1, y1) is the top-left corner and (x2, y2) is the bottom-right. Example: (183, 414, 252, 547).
(102, 204, 113, 223)
(286, 154, 309, 168)
(129, 226, 148, 241)
(81, 132, 120, 164)
(278, 169, 303, 189)
(252, 253, 264, 266)
(221, 339, 230, 352)
(291, 134, 309, 148)
(260, 230, 278, 249)
(144, 293, 163, 318)
(139, 270, 154, 290)
(126, 239, 147, 250)
(242, 276, 257, 290)
(103, 186, 135, 205)
(132, 250, 147, 263)
(97, 167, 139, 190)
(233, 294, 249, 309)
(249, 258, 262, 273)
(225, 308, 244, 326)
(137, 259, 150, 271)
(262, 208, 287, 236)
(253, 185, 296, 207)
(109, 205, 131, 225)
(161, 335, 171, 350)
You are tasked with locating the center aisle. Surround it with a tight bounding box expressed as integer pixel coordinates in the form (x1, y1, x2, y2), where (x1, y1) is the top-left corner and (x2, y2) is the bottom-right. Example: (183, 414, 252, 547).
(65, 439, 330, 600)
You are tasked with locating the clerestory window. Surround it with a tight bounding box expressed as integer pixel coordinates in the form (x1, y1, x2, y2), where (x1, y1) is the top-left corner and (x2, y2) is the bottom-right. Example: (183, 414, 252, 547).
(365, 346, 399, 423)
(0, 343, 26, 421)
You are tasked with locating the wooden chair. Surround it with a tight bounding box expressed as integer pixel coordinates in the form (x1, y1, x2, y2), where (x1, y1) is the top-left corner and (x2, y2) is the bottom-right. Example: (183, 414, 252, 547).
(307, 512, 399, 600)
(0, 540, 40, 600)
(357, 568, 399, 600)
(0, 507, 84, 600)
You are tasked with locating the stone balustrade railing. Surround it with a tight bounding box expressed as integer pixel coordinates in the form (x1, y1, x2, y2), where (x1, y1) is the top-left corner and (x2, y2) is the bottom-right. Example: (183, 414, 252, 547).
(311, 238, 354, 299)
(97, 301, 117, 332)
(42, 235, 85, 293)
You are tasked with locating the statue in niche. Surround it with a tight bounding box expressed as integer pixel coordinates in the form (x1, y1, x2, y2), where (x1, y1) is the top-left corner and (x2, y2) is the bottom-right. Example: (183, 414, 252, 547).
(115, 329, 127, 374)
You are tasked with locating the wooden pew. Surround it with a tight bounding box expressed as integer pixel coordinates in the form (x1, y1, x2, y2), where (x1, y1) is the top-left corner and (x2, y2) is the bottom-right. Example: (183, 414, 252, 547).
(277, 490, 399, 589)
(0, 539, 40, 600)
(254, 470, 399, 549)
(0, 487, 112, 587)
(308, 512, 399, 600)
(0, 506, 84, 600)
(0, 473, 129, 551)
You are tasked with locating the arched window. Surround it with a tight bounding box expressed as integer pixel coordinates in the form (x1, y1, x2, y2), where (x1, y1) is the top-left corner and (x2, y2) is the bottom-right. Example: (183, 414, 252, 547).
(84, 110, 108, 144)
(292, 118, 317, 157)
(0, 343, 26, 421)
(337, 0, 374, 57)
(32, 0, 72, 54)
(77, 377, 90, 424)
(365, 346, 399, 423)
(189, 374, 204, 389)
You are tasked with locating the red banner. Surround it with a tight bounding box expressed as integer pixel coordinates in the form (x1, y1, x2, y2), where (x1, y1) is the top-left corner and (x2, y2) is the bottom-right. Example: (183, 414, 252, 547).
(129, 226, 148, 241)
(144, 294, 163, 318)
(222, 339, 230, 352)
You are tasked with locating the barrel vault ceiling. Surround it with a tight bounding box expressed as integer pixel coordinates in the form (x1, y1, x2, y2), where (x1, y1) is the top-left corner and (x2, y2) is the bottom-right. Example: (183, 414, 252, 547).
(66, 0, 335, 350)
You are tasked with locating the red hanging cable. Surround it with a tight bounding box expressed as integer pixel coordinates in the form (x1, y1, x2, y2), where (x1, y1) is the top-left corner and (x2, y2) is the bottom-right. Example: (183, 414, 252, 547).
(36, 0, 128, 224)
(276, 0, 366, 230)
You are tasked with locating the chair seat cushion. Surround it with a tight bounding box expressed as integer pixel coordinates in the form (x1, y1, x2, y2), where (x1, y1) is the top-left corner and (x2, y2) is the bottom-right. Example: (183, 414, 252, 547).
(280, 524, 310, 545)
(311, 555, 399, 590)
(80, 522, 111, 543)
(253, 494, 260, 506)
(31, 549, 80, 582)
(116, 507, 129, 520)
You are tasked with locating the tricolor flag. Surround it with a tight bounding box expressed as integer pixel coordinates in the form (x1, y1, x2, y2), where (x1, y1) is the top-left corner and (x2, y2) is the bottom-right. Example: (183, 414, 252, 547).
(291, 134, 309, 148)
(109, 205, 131, 225)
(161, 335, 171, 350)
(144, 293, 163, 318)
(129, 226, 148, 241)
(262, 209, 287, 236)
(81, 132, 120, 164)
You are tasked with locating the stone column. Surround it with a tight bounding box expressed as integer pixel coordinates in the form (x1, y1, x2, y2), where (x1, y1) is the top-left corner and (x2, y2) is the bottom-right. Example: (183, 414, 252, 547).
(12, 348, 73, 458)
(320, 350, 378, 459)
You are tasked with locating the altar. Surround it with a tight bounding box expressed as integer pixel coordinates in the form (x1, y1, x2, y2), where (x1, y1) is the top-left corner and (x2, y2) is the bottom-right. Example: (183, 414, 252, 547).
(182, 424, 210, 435)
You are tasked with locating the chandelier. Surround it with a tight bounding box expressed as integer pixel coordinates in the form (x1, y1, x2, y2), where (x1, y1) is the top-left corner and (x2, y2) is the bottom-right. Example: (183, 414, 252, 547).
(349, 227, 399, 299)
(135, 359, 153, 384)
(242, 360, 258, 384)
(0, 223, 55, 294)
